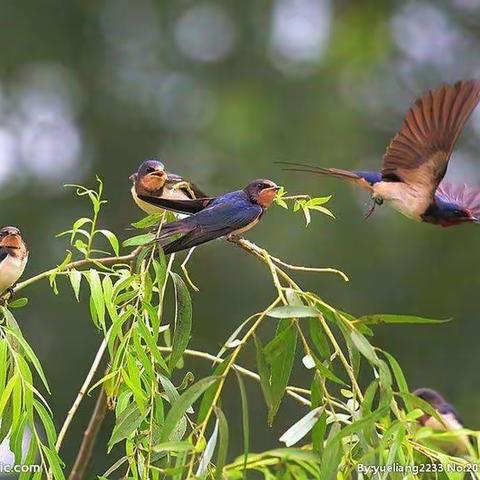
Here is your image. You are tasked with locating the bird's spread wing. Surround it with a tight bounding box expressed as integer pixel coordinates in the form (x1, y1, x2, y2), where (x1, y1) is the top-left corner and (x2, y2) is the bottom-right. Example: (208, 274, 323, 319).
(162, 200, 262, 254)
(436, 182, 480, 218)
(382, 80, 480, 201)
(137, 194, 215, 214)
(277, 161, 374, 192)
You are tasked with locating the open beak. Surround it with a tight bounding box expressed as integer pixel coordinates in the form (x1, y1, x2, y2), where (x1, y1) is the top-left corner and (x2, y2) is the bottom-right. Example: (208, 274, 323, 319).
(148, 169, 167, 179)
(265, 185, 280, 194)
(0, 234, 21, 249)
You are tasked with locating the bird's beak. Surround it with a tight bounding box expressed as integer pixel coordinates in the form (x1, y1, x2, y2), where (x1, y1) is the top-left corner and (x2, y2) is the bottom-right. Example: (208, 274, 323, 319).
(0, 233, 22, 249)
(141, 169, 167, 191)
(148, 169, 167, 179)
(264, 185, 280, 194)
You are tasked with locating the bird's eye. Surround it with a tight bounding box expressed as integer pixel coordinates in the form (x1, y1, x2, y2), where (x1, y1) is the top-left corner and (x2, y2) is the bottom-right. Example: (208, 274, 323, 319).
(146, 166, 155, 173)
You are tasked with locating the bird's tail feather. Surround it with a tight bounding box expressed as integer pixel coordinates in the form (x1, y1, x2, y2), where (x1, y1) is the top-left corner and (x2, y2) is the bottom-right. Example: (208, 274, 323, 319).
(277, 161, 360, 180)
(157, 220, 192, 241)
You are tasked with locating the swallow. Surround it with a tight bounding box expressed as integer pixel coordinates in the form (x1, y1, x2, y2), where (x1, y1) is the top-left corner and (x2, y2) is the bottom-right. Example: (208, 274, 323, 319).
(281, 80, 480, 227)
(154, 179, 279, 254)
(130, 159, 207, 215)
(0, 226, 28, 295)
(414, 388, 470, 456)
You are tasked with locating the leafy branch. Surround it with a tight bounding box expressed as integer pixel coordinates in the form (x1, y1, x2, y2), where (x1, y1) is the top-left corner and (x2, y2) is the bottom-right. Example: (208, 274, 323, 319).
(1, 178, 477, 480)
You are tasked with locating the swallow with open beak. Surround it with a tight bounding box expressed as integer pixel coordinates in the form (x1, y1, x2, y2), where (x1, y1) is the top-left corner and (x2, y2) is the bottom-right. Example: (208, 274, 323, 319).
(0, 226, 28, 295)
(414, 388, 470, 456)
(281, 80, 480, 227)
(130, 159, 207, 215)
(155, 179, 279, 254)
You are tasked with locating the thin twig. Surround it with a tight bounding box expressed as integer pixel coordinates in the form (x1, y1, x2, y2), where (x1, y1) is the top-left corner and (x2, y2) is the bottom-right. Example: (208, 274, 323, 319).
(157, 347, 311, 406)
(56, 336, 109, 451)
(68, 389, 108, 480)
(13, 247, 142, 293)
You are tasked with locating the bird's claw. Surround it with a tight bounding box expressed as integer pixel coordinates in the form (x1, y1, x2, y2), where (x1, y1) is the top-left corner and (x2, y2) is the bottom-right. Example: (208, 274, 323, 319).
(364, 197, 383, 220)
(172, 181, 196, 198)
(0, 287, 15, 305)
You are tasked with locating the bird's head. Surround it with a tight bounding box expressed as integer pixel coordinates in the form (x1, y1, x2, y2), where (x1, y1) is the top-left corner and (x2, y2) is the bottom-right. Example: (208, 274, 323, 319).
(434, 183, 480, 227)
(244, 179, 280, 208)
(436, 202, 478, 227)
(413, 388, 446, 409)
(130, 160, 167, 193)
(0, 226, 23, 250)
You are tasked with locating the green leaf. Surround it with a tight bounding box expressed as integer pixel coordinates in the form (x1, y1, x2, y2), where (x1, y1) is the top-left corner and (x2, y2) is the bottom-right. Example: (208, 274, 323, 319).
(8, 298, 28, 309)
(68, 268, 82, 301)
(108, 402, 148, 450)
(267, 305, 319, 319)
(197, 419, 219, 476)
(152, 441, 193, 453)
(122, 232, 156, 248)
(169, 273, 192, 371)
(97, 229, 120, 255)
(131, 213, 165, 229)
(33, 399, 58, 447)
(41, 445, 66, 480)
(383, 351, 409, 395)
(214, 407, 229, 480)
(235, 371, 249, 476)
(357, 314, 450, 325)
(86, 269, 105, 330)
(254, 336, 272, 409)
(313, 357, 345, 385)
(350, 330, 379, 365)
(308, 318, 330, 359)
(197, 356, 231, 423)
(268, 319, 297, 425)
(279, 407, 323, 447)
(4, 327, 51, 393)
(161, 376, 219, 442)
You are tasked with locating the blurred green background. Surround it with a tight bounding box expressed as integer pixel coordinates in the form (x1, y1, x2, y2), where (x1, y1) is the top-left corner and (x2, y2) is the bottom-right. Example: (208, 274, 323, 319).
(1, 0, 480, 475)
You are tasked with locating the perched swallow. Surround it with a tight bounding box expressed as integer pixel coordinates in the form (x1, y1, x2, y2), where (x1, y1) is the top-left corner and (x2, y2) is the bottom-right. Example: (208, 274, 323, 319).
(155, 179, 279, 254)
(281, 80, 480, 227)
(414, 388, 470, 456)
(0, 226, 28, 294)
(130, 159, 207, 215)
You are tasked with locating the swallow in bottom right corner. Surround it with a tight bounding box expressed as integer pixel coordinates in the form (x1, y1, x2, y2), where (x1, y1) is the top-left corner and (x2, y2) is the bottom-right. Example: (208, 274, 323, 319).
(153, 179, 279, 255)
(414, 388, 471, 456)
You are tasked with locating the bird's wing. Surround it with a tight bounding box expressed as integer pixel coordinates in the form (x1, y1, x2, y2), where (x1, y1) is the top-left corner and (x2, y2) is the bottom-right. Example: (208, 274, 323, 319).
(436, 182, 480, 218)
(162, 200, 263, 254)
(277, 161, 374, 192)
(137, 194, 215, 214)
(0, 248, 8, 263)
(382, 80, 480, 200)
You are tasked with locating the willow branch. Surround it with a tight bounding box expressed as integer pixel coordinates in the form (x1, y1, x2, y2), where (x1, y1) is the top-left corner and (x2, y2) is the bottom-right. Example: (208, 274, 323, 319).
(157, 347, 311, 406)
(56, 336, 109, 451)
(68, 388, 108, 480)
(13, 247, 143, 294)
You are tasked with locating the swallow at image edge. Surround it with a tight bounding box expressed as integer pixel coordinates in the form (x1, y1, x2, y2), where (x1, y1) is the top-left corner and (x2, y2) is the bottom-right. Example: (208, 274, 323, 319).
(414, 388, 470, 456)
(130, 159, 207, 215)
(281, 79, 480, 227)
(0, 226, 28, 294)
(155, 179, 279, 255)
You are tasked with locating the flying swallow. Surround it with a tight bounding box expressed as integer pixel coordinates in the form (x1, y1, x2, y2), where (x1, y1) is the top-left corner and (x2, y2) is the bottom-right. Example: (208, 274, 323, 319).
(414, 388, 470, 456)
(130, 159, 207, 215)
(154, 179, 279, 254)
(0, 226, 28, 294)
(281, 80, 480, 227)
